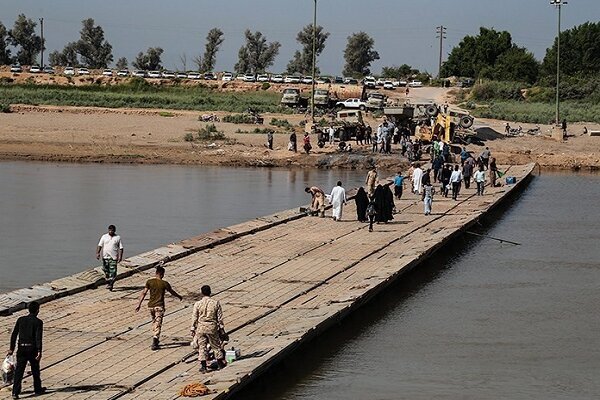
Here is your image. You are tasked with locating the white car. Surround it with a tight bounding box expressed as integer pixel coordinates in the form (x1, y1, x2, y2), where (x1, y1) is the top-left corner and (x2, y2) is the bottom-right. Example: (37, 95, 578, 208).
(117, 70, 129, 77)
(243, 74, 256, 82)
(161, 71, 175, 78)
(376, 78, 386, 86)
(176, 72, 188, 79)
(147, 71, 161, 78)
(10, 64, 22, 73)
(257, 74, 269, 82)
(302, 76, 313, 84)
(63, 66, 75, 75)
(43, 66, 55, 74)
(221, 72, 233, 81)
(77, 68, 90, 75)
(132, 70, 146, 77)
(187, 71, 201, 79)
(29, 65, 42, 73)
(102, 69, 113, 77)
(270, 74, 284, 83)
(363, 77, 376, 88)
(383, 81, 395, 90)
(408, 80, 423, 88)
(336, 98, 367, 110)
(284, 75, 301, 84)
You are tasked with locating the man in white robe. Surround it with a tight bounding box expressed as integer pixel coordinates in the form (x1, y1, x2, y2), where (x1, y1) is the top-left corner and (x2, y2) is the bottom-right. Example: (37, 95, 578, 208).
(412, 163, 424, 194)
(330, 181, 347, 221)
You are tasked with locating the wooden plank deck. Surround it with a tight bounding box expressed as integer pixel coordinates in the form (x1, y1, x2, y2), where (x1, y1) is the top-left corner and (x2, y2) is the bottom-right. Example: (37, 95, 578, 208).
(0, 164, 535, 400)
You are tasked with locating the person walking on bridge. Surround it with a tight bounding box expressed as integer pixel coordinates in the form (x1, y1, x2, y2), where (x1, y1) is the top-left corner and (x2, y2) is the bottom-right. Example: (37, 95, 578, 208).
(365, 167, 377, 198)
(450, 165, 463, 200)
(8, 301, 45, 399)
(136, 265, 183, 350)
(191, 285, 226, 373)
(329, 181, 347, 221)
(96, 224, 124, 291)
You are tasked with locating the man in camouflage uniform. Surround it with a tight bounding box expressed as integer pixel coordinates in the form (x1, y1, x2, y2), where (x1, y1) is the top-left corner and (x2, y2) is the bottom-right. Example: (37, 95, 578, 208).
(190, 285, 226, 372)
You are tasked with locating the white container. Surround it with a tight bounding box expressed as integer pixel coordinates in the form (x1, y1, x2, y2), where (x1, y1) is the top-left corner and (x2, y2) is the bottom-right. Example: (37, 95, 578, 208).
(225, 348, 241, 363)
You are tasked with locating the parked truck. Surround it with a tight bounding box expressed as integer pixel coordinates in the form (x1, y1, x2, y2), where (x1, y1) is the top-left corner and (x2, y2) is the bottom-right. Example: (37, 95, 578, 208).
(280, 88, 308, 108)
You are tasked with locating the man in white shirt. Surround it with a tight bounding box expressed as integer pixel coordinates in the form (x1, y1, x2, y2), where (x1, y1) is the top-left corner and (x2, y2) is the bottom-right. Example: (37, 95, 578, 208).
(450, 165, 463, 200)
(474, 165, 486, 196)
(412, 163, 424, 194)
(96, 224, 124, 291)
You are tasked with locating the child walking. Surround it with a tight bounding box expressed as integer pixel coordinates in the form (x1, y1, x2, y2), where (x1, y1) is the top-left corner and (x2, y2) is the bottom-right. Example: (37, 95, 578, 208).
(422, 182, 435, 215)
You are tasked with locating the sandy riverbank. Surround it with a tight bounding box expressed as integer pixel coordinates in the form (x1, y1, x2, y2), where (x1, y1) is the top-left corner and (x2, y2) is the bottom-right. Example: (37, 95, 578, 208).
(1, 104, 599, 171)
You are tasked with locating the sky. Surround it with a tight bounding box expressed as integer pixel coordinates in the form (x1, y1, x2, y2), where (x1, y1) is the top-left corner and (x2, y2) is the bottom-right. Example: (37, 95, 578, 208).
(2, 0, 599, 75)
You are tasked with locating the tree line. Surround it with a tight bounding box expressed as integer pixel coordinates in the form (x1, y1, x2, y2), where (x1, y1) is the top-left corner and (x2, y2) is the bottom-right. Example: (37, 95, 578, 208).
(440, 23, 600, 84)
(1, 14, 598, 82)
(0, 14, 380, 76)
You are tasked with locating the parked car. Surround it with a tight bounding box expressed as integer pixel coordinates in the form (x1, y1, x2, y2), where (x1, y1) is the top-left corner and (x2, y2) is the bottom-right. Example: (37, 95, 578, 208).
(29, 65, 42, 73)
(10, 64, 22, 73)
(376, 78, 386, 86)
(147, 71, 161, 78)
(363, 77, 377, 88)
(43, 66, 55, 74)
(397, 80, 408, 87)
(162, 70, 175, 78)
(63, 66, 75, 75)
(408, 80, 423, 88)
(77, 68, 90, 75)
(336, 98, 367, 110)
(285, 75, 301, 84)
(187, 71, 201, 79)
(256, 74, 269, 82)
(333, 76, 344, 84)
(383, 81, 395, 90)
(203, 72, 217, 80)
(243, 73, 256, 82)
(117, 69, 129, 77)
(344, 78, 359, 85)
(270, 74, 284, 83)
(316, 76, 331, 84)
(132, 70, 146, 77)
(221, 72, 233, 81)
(175, 72, 188, 79)
(102, 69, 113, 77)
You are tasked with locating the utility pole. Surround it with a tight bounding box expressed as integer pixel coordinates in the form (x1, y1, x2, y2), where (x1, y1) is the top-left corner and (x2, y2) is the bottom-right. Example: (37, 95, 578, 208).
(436, 25, 447, 78)
(39, 17, 44, 67)
(310, 0, 317, 123)
(550, 0, 567, 126)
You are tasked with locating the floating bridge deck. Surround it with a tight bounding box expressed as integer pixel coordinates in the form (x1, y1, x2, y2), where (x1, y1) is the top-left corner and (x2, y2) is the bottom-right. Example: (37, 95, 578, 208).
(0, 163, 535, 400)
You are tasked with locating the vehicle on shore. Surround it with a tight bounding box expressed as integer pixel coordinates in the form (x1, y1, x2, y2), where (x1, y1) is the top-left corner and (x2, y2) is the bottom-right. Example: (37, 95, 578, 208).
(280, 88, 306, 108)
(29, 65, 42, 73)
(270, 74, 284, 83)
(10, 64, 22, 73)
(336, 98, 367, 110)
(77, 68, 90, 75)
(102, 69, 113, 77)
(187, 71, 201, 79)
(222, 72, 233, 81)
(366, 92, 386, 110)
(408, 80, 423, 87)
(117, 69, 129, 77)
(132, 70, 146, 77)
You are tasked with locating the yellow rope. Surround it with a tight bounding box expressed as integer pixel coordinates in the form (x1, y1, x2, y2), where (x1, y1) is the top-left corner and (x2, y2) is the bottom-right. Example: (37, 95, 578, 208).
(178, 382, 212, 397)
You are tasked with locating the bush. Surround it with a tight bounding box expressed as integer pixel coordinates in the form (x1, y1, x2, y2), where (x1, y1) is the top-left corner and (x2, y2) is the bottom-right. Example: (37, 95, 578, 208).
(223, 113, 256, 124)
(183, 132, 195, 142)
(159, 111, 174, 117)
(197, 124, 226, 140)
(470, 81, 524, 101)
(270, 118, 292, 129)
(261, 82, 271, 91)
(0, 103, 11, 113)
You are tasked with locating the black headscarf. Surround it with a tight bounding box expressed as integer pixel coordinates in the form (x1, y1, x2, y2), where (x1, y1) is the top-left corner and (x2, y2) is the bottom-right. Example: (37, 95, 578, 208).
(354, 187, 369, 222)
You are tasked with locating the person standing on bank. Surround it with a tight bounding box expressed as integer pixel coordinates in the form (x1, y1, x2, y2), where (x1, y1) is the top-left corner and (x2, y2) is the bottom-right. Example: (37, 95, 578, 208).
(289, 131, 297, 153)
(474, 165, 486, 196)
(266, 130, 274, 150)
(96, 224, 123, 291)
(329, 181, 347, 221)
(135, 265, 183, 350)
(191, 285, 226, 373)
(8, 301, 45, 399)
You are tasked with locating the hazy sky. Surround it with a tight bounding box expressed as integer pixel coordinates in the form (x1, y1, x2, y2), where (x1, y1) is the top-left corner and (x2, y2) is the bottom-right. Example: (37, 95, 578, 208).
(3, 0, 599, 74)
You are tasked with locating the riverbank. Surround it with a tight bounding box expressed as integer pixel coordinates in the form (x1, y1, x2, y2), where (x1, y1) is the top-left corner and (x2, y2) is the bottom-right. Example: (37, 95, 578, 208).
(1, 104, 599, 170)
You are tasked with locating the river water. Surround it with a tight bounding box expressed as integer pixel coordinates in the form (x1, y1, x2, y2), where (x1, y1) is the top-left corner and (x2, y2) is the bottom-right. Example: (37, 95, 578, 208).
(243, 172, 600, 400)
(2, 162, 599, 399)
(0, 161, 367, 293)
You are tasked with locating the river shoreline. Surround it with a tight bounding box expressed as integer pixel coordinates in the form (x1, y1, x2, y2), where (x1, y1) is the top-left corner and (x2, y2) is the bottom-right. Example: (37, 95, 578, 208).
(1, 104, 599, 171)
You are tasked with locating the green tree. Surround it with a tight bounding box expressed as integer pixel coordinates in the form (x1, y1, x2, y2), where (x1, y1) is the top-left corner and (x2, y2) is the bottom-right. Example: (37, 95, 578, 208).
(200, 28, 224, 73)
(132, 47, 163, 70)
(234, 30, 281, 74)
(286, 24, 330, 75)
(8, 14, 44, 65)
(441, 27, 513, 79)
(75, 18, 113, 68)
(541, 21, 600, 79)
(48, 42, 79, 66)
(490, 46, 539, 84)
(0, 22, 12, 64)
(115, 57, 128, 70)
(342, 32, 379, 77)
(381, 64, 416, 79)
